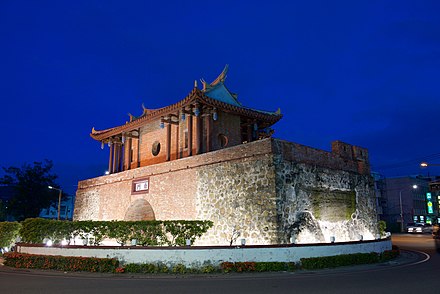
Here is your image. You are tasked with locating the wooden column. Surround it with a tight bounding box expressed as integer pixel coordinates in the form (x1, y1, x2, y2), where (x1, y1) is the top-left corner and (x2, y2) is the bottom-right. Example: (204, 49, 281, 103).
(205, 115, 211, 152)
(119, 142, 124, 172)
(137, 129, 141, 167)
(175, 122, 179, 159)
(127, 138, 132, 170)
(113, 143, 120, 173)
(187, 115, 193, 156)
(166, 123, 171, 161)
(118, 143, 122, 172)
(247, 123, 253, 143)
(195, 114, 201, 155)
(108, 143, 114, 174)
(112, 144, 117, 173)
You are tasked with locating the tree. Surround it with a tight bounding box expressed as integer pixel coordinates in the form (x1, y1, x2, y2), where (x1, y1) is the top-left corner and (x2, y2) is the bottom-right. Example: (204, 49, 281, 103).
(0, 200, 7, 221)
(0, 160, 61, 221)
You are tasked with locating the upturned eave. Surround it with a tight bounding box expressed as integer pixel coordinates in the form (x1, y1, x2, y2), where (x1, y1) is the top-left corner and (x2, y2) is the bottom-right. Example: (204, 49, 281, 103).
(90, 87, 282, 142)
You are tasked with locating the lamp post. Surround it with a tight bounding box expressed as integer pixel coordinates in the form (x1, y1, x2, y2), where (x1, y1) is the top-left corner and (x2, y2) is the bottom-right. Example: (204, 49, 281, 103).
(48, 186, 62, 220)
(420, 162, 440, 167)
(399, 184, 418, 232)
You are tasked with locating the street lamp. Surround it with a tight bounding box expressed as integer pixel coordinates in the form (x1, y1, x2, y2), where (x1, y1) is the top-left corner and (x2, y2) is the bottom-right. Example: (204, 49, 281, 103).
(399, 185, 418, 233)
(48, 186, 62, 220)
(420, 162, 440, 167)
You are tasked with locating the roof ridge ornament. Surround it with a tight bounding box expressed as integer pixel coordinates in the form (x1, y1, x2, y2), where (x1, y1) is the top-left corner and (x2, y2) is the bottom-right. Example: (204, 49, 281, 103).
(210, 64, 228, 86)
(200, 78, 209, 91)
(201, 65, 229, 92)
(128, 113, 136, 122)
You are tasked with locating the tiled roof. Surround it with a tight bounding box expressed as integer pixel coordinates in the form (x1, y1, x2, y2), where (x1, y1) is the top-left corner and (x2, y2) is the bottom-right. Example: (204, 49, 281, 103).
(204, 82, 241, 107)
(90, 87, 282, 141)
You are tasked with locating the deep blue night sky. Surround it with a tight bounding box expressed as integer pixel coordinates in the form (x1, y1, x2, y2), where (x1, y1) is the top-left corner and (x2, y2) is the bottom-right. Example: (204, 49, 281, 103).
(1, 1, 439, 195)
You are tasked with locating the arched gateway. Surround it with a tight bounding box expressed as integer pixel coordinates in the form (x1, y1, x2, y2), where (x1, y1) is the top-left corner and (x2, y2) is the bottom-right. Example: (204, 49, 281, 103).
(124, 199, 155, 221)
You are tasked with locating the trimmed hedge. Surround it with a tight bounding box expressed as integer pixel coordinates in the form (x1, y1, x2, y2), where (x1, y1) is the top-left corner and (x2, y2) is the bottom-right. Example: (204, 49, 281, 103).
(0, 222, 21, 248)
(125, 263, 170, 274)
(4, 252, 119, 272)
(300, 250, 400, 270)
(220, 261, 297, 273)
(18, 218, 213, 246)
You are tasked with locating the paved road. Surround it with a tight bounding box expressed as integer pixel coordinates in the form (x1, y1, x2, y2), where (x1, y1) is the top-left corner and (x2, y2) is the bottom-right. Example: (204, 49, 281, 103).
(0, 234, 438, 294)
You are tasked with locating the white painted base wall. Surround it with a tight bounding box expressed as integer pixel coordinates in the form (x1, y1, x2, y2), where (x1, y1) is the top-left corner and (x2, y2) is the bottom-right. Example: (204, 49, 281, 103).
(16, 239, 391, 267)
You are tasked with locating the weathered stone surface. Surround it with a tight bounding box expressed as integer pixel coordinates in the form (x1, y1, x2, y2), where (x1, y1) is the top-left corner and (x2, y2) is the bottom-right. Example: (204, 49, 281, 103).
(196, 154, 278, 245)
(74, 138, 378, 245)
(273, 152, 377, 244)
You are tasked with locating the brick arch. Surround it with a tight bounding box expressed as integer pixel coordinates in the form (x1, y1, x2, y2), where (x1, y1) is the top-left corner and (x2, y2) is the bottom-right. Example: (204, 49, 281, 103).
(124, 199, 156, 221)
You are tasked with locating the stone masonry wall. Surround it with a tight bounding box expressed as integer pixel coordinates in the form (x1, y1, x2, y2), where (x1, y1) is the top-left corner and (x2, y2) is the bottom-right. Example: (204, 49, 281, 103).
(75, 137, 378, 245)
(272, 140, 378, 244)
(195, 153, 278, 245)
(75, 138, 275, 245)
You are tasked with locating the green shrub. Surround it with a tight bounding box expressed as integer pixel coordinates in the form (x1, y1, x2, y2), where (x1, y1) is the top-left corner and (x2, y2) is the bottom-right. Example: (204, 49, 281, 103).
(124, 263, 164, 274)
(300, 252, 381, 270)
(378, 221, 387, 236)
(161, 220, 213, 246)
(4, 252, 119, 272)
(200, 264, 219, 273)
(380, 249, 400, 261)
(299, 250, 400, 270)
(0, 222, 21, 248)
(18, 218, 213, 246)
(254, 262, 295, 272)
(171, 263, 187, 274)
(19, 218, 51, 243)
(106, 221, 131, 245)
(123, 262, 221, 274)
(220, 261, 296, 273)
(130, 221, 164, 246)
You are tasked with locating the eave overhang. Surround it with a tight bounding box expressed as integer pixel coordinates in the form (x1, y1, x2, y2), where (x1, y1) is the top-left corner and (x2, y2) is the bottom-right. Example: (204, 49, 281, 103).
(90, 87, 282, 142)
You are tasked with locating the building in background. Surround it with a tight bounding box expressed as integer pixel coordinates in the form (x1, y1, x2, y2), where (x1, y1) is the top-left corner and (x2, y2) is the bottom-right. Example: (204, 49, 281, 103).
(375, 175, 438, 232)
(429, 178, 440, 224)
(372, 172, 386, 220)
(39, 194, 75, 220)
(1, 185, 75, 221)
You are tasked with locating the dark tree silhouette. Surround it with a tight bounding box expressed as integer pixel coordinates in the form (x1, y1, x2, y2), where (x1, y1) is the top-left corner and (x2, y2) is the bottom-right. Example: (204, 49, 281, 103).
(0, 201, 7, 221)
(0, 160, 61, 221)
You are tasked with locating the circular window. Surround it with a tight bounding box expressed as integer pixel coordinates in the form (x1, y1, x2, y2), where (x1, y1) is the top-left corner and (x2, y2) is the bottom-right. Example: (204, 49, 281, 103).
(218, 134, 228, 148)
(152, 141, 161, 156)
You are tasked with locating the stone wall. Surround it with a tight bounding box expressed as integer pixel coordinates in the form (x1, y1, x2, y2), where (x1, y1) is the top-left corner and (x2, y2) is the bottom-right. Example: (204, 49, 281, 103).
(75, 137, 378, 245)
(195, 153, 278, 245)
(75, 138, 275, 246)
(272, 140, 377, 244)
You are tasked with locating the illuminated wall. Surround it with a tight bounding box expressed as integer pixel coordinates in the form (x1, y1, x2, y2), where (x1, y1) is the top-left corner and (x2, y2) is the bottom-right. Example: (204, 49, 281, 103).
(75, 138, 378, 245)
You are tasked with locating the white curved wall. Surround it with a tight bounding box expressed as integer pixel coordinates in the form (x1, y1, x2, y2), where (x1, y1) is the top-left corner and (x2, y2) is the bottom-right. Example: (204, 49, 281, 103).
(16, 238, 391, 267)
